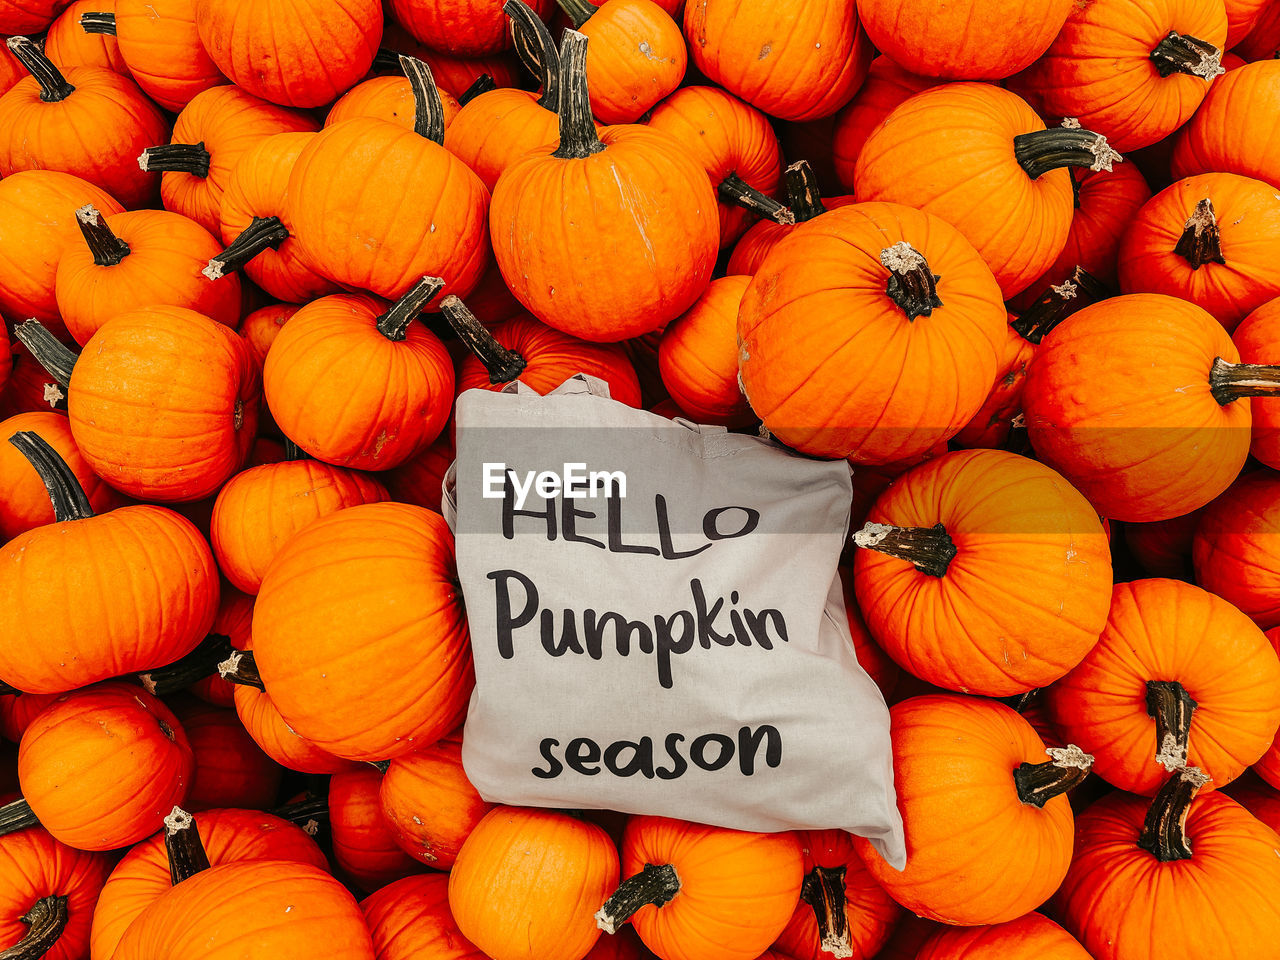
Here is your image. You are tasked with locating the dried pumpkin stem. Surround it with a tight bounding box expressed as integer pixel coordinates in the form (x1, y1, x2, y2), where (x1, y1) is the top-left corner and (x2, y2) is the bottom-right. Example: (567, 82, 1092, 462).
(376, 276, 446, 341)
(6, 37, 75, 102)
(0, 895, 69, 960)
(505, 0, 559, 108)
(1147, 680, 1197, 772)
(1150, 31, 1225, 79)
(0, 798, 40, 839)
(554, 0, 597, 28)
(1013, 744, 1094, 808)
(1013, 125, 1122, 181)
(269, 794, 330, 829)
(1137, 765, 1211, 862)
(138, 142, 211, 178)
(75, 204, 131, 266)
(439, 295, 528, 383)
(1173, 198, 1225, 269)
(12, 320, 79, 389)
(718, 172, 794, 226)
(1209, 357, 1280, 404)
(7, 432, 95, 522)
(164, 807, 211, 884)
(880, 241, 943, 321)
(553, 30, 606, 159)
(1009, 266, 1108, 344)
(79, 10, 116, 34)
(458, 73, 496, 106)
(595, 863, 681, 934)
(400, 55, 446, 145)
(138, 634, 235, 696)
(853, 521, 955, 577)
(204, 216, 290, 281)
(217, 650, 265, 691)
(785, 160, 827, 224)
(801, 865, 852, 959)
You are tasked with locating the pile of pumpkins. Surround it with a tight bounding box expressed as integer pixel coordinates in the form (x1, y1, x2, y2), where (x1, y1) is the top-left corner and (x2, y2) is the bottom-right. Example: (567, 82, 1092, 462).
(5, 0, 1280, 957)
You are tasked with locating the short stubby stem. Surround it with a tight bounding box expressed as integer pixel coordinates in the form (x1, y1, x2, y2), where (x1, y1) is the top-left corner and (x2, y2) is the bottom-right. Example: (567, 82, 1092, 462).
(439, 295, 527, 383)
(204, 216, 290, 281)
(1009, 266, 1108, 344)
(138, 634, 235, 696)
(6, 37, 75, 102)
(1013, 744, 1094, 808)
(0, 895, 69, 960)
(1209, 357, 1280, 405)
(1138, 765, 1211, 862)
(139, 142, 211, 178)
(1013, 125, 1123, 180)
(785, 160, 827, 224)
(164, 807, 211, 884)
(1173, 198, 1225, 269)
(801, 865, 852, 959)
(376, 276, 446, 341)
(595, 863, 681, 934)
(1148, 680, 1197, 772)
(880, 241, 943, 321)
(0, 798, 40, 840)
(853, 522, 956, 578)
(718, 172, 794, 226)
(76, 204, 130, 267)
(1151, 31, 1225, 79)
(79, 10, 116, 34)
(217, 650, 265, 690)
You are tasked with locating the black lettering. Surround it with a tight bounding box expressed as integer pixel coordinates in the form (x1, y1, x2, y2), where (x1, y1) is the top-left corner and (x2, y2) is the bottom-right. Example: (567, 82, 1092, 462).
(656, 495, 712, 560)
(703, 506, 760, 541)
(584, 611, 654, 659)
(690, 578, 734, 648)
(604, 738, 655, 778)
(562, 499, 605, 550)
(655, 732, 687, 780)
(691, 733, 734, 771)
(655, 610, 696, 689)
(729, 607, 752, 647)
(540, 609, 584, 656)
(487, 569, 539, 659)
(566, 737, 601, 775)
(502, 473, 557, 540)
(531, 738, 562, 778)
(744, 608, 788, 649)
(738, 724, 782, 775)
(607, 492, 659, 555)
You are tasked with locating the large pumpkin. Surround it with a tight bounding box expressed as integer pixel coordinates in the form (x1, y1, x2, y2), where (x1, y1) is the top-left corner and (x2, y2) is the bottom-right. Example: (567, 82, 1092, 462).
(914, 913, 1092, 959)
(1172, 60, 1280, 187)
(361, 873, 488, 960)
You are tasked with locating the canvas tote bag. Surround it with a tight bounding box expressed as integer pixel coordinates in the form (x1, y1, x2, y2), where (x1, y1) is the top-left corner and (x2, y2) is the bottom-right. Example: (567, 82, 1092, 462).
(443, 374, 906, 870)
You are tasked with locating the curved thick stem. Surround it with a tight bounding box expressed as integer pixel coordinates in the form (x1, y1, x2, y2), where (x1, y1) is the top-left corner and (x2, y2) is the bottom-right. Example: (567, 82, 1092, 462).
(0, 799, 40, 839)
(801, 865, 851, 959)
(439, 295, 527, 383)
(1173, 198, 1225, 269)
(785, 160, 827, 223)
(138, 142, 211, 178)
(138, 634, 235, 696)
(164, 807, 211, 884)
(79, 10, 116, 34)
(12, 321, 78, 389)
(1013, 744, 1094, 808)
(1148, 680, 1197, 772)
(1151, 31, 1225, 79)
(505, 0, 559, 109)
(458, 73, 496, 106)
(595, 863, 681, 934)
(718, 172, 794, 226)
(204, 216, 290, 281)
(217, 650, 265, 691)
(853, 522, 956, 578)
(75, 204, 130, 267)
(0, 896, 69, 960)
(269, 795, 329, 832)
(6, 37, 75, 102)
(376, 276, 445, 341)
(554, 0, 597, 28)
(7, 432, 95, 522)
(1013, 125, 1122, 181)
(552, 31, 606, 160)
(1009, 266, 1108, 344)
(1209, 357, 1280, 404)
(400, 55, 446, 145)
(880, 241, 943, 321)
(1138, 766, 1211, 862)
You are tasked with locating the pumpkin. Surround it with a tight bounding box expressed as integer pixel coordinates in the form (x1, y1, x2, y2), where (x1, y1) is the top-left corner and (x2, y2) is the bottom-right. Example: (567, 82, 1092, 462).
(1254, 629, 1280, 789)
(195, 0, 380, 108)
(490, 31, 717, 342)
(0, 36, 19, 96)
(1236, 0, 1280, 59)
(379, 734, 493, 869)
(55, 206, 242, 345)
(726, 161, 856, 276)
(0, 0, 70, 32)
(736, 201, 1007, 464)
(239, 302, 299, 367)
(855, 86, 1123, 299)
(169, 697, 282, 812)
(449, 806, 619, 960)
(0, 825, 111, 960)
(145, 586, 254, 708)
(1172, 60, 1280, 187)
(114, 0, 223, 112)
(330, 768, 422, 892)
(0, 38, 165, 209)
(1233, 297, 1280, 469)
(0, 692, 58, 743)
(1056, 767, 1280, 959)
(915, 913, 1092, 960)
(1193, 471, 1280, 629)
(388, 0, 554, 56)
(683, 0, 872, 122)
(657, 275, 753, 426)
(950, 312, 1038, 451)
(383, 433, 454, 513)
(852, 448, 1112, 696)
(361, 874, 488, 960)
(1227, 0, 1270, 46)
(1047, 578, 1280, 795)
(857, 0, 1072, 80)
(325, 62, 462, 131)
(141, 84, 320, 238)
(837, 568, 899, 698)
(0, 431, 219, 693)
(44, 2, 127, 75)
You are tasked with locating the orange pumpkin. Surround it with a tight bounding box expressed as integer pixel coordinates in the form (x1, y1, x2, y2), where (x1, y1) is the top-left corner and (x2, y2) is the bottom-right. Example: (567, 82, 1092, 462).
(178, 586, 254, 707)
(1233, 297, 1280, 469)
(915, 913, 1093, 959)
(44, 1, 127, 75)
(726, 161, 856, 276)
(1172, 60, 1280, 187)
(361, 874, 488, 960)
(657, 275, 754, 426)
(950, 312, 1039, 451)
(0, 825, 111, 960)
(330, 769, 422, 892)
(830, 57, 936, 191)
(1236, 0, 1280, 59)
(114, 0, 224, 112)
(0, 691, 58, 743)
(1193, 471, 1280, 629)
(170, 697, 282, 812)
(326, 64, 462, 131)
(1254, 629, 1280, 789)
(389, 0, 554, 56)
(0, 0, 71, 32)
(230, 660, 360, 775)
(239, 302, 299, 367)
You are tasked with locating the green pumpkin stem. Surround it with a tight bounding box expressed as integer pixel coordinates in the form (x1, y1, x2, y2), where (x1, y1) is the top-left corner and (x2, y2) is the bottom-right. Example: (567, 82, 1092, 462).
(1013, 744, 1094, 808)
(438, 295, 527, 384)
(801, 865, 851, 959)
(458, 73, 496, 106)
(138, 142, 212, 178)
(553, 0, 597, 28)
(1147, 680, 1198, 772)
(6, 37, 75, 102)
(1209, 357, 1280, 404)
(505, 0, 560, 110)
(552, 30, 606, 160)
(785, 160, 828, 223)
(1138, 765, 1211, 862)
(0, 895, 69, 960)
(1013, 121, 1123, 181)
(12, 320, 79, 389)
(1150, 31, 1225, 79)
(7, 432, 95, 522)
(399, 55, 446, 145)
(853, 521, 956, 578)
(1173, 198, 1226, 269)
(0, 798, 40, 839)
(594, 863, 682, 934)
(75, 204, 131, 266)
(217, 650, 265, 691)
(1009, 266, 1109, 344)
(718, 172, 794, 226)
(880, 241, 943, 321)
(376, 276, 446, 341)
(164, 807, 211, 884)
(79, 10, 116, 34)
(138, 634, 235, 697)
(204, 216, 290, 281)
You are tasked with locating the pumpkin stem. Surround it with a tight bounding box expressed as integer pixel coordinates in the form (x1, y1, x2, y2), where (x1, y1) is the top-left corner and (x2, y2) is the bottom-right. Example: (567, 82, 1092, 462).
(5, 37, 75, 102)
(284, 438, 311, 461)
(801, 865, 852, 959)
(203, 216, 290, 281)
(1013, 743, 1094, 808)
(1173, 198, 1226, 269)
(375, 276, 446, 341)
(1137, 765, 1211, 862)
(12, 320, 79, 389)
(1012, 123, 1123, 181)
(785, 160, 827, 224)
(439, 295, 528, 383)
(595, 863, 681, 934)
(79, 10, 116, 34)
(852, 521, 955, 577)
(0, 798, 40, 839)
(138, 142, 212, 178)
(553, 0, 597, 29)
(1009, 266, 1109, 344)
(164, 807, 211, 884)
(552, 30, 606, 160)
(880, 241, 943, 321)
(506, 0, 560, 109)
(217, 650, 265, 691)
(1070, 169, 1083, 209)
(399, 55, 446, 145)
(997, 689, 1041, 712)
(1208, 357, 1280, 404)
(718, 172, 795, 226)
(1150, 31, 1225, 79)
(458, 73, 496, 106)
(1147, 680, 1198, 772)
(138, 634, 235, 696)
(7, 431, 95, 522)
(368, 759, 391, 774)
(75, 204, 131, 267)
(269, 794, 329, 834)
(0, 895, 69, 960)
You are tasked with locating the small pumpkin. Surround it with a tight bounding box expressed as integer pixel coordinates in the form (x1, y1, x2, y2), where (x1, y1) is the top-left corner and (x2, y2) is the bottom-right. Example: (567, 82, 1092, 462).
(44, 2, 127, 75)
(830, 57, 936, 191)
(0, 824, 111, 960)
(1172, 60, 1280, 187)
(113, 0, 223, 112)
(0, 0, 71, 32)
(361, 873, 488, 960)
(1232, 297, 1280, 469)
(657, 275, 754, 426)
(1192, 471, 1280, 630)
(914, 913, 1092, 960)
(239, 302, 299, 367)
(389, 0, 554, 56)
(330, 768, 422, 893)
(169, 697, 283, 812)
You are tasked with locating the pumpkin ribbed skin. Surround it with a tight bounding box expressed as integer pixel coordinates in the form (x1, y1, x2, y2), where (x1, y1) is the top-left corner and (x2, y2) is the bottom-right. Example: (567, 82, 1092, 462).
(1173, 60, 1280, 187)
(331, 769, 422, 893)
(252, 502, 473, 761)
(580, 0, 686, 124)
(448, 806, 619, 960)
(172, 698, 282, 812)
(831, 57, 935, 191)
(240, 303, 299, 367)
(1237, 1, 1280, 60)
(0, 826, 111, 960)
(1253, 629, 1280, 788)
(951, 317, 1036, 450)
(853, 449, 1113, 696)
(114, 0, 223, 111)
(915, 913, 1092, 960)
(0, 0, 70, 32)
(737, 201, 1006, 464)
(1233, 298, 1280, 469)
(1193, 472, 1280, 630)
(1228, 0, 1270, 46)
(189, 585, 254, 707)
(380, 736, 493, 869)
(443, 87, 562, 193)
(657, 274, 754, 426)
(0, 691, 57, 742)
(45, 1, 127, 74)
(326, 75, 461, 131)
(389, 0, 554, 56)
(1048, 578, 1280, 795)
(233, 680, 360, 775)
(361, 874, 488, 960)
